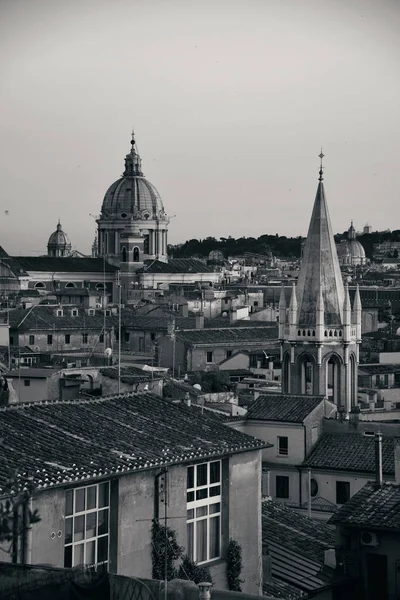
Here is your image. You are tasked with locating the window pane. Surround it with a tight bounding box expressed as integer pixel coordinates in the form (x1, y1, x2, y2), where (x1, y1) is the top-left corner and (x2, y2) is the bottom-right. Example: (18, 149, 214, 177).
(196, 489, 208, 500)
(209, 502, 220, 515)
(97, 536, 109, 563)
(73, 543, 84, 567)
(196, 506, 207, 518)
(64, 545, 72, 568)
(65, 490, 73, 516)
(86, 540, 96, 566)
(210, 461, 220, 484)
(209, 515, 220, 559)
(65, 517, 73, 544)
(99, 482, 109, 508)
(187, 509, 194, 520)
(98, 509, 109, 536)
(87, 486, 97, 510)
(187, 491, 195, 503)
(187, 466, 194, 490)
(196, 519, 207, 563)
(74, 515, 85, 542)
(75, 488, 85, 513)
(187, 522, 194, 561)
(210, 485, 220, 497)
(86, 512, 97, 539)
(197, 464, 208, 487)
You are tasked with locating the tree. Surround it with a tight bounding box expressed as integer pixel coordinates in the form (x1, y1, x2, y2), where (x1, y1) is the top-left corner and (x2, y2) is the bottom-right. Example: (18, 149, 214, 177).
(177, 555, 212, 584)
(151, 520, 183, 581)
(226, 539, 244, 591)
(0, 471, 41, 563)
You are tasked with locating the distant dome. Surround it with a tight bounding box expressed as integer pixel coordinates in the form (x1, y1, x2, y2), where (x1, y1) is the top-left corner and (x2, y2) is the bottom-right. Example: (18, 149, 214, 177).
(47, 221, 72, 257)
(337, 222, 366, 266)
(101, 135, 164, 220)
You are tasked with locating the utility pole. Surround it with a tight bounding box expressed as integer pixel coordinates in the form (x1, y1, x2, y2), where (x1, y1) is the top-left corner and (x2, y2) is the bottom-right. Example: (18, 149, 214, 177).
(116, 271, 122, 394)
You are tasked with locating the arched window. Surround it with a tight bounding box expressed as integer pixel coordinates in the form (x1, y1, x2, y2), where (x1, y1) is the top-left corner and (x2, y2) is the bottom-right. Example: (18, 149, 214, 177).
(122, 247, 127, 263)
(34, 282, 46, 289)
(312, 330, 316, 336)
(298, 330, 301, 336)
(324, 330, 328, 337)
(329, 330, 333, 337)
(133, 246, 140, 262)
(65, 282, 76, 288)
(326, 355, 341, 406)
(299, 354, 314, 395)
(339, 330, 342, 337)
(307, 330, 311, 337)
(334, 330, 338, 337)
(96, 283, 105, 290)
(302, 330, 306, 336)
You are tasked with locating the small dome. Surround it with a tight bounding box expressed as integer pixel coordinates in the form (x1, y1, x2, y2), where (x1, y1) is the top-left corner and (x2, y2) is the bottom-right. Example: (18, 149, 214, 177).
(47, 221, 71, 257)
(337, 222, 366, 266)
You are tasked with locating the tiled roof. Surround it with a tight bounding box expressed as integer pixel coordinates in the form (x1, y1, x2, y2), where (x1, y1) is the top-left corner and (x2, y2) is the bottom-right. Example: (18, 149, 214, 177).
(9, 305, 117, 331)
(263, 578, 307, 600)
(0, 246, 29, 276)
(176, 326, 278, 346)
(10, 256, 117, 273)
(247, 394, 325, 423)
(262, 499, 336, 592)
(140, 259, 216, 274)
(359, 364, 400, 375)
(100, 366, 155, 384)
(329, 482, 400, 530)
(206, 317, 274, 328)
(120, 312, 197, 331)
(0, 392, 267, 495)
(7, 368, 59, 379)
(303, 433, 395, 476)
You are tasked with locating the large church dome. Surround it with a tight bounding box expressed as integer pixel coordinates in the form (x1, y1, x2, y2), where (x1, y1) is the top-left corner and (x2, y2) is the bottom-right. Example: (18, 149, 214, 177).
(100, 136, 165, 220)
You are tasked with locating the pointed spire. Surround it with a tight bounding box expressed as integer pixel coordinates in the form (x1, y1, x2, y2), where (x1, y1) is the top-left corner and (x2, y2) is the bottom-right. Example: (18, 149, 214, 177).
(296, 153, 345, 327)
(316, 286, 325, 341)
(354, 284, 362, 341)
(288, 282, 297, 324)
(279, 284, 286, 310)
(278, 285, 287, 339)
(343, 284, 351, 341)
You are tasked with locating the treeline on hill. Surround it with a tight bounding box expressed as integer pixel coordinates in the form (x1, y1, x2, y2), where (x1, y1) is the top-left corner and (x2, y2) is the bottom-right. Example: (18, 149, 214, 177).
(169, 230, 400, 260)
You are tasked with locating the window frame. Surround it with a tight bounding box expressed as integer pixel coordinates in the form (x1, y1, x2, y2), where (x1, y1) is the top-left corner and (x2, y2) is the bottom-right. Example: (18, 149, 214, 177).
(277, 436, 289, 456)
(64, 481, 110, 569)
(206, 351, 213, 364)
(82, 333, 88, 345)
(29, 334, 35, 345)
(186, 460, 221, 565)
(47, 334, 53, 346)
(65, 334, 71, 345)
(275, 475, 289, 499)
(336, 481, 350, 505)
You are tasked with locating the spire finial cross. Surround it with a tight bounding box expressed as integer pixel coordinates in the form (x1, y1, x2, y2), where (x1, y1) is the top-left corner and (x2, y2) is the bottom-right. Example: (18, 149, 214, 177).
(318, 148, 325, 181)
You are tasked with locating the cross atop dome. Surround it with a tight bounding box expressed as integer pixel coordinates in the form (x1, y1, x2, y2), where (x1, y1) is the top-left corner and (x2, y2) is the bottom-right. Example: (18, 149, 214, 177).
(318, 148, 325, 181)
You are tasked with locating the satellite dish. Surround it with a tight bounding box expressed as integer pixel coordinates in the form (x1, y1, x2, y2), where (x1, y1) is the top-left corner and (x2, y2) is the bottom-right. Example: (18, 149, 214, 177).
(104, 348, 113, 357)
(193, 383, 202, 391)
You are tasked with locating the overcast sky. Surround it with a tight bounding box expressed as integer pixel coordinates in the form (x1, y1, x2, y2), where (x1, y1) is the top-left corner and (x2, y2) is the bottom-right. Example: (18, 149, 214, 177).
(1, 0, 400, 255)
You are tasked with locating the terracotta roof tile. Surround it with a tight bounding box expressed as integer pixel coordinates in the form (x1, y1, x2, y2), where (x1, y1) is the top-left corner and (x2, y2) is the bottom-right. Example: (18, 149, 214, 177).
(303, 433, 395, 476)
(247, 394, 325, 423)
(176, 326, 278, 346)
(0, 392, 267, 495)
(11, 256, 117, 273)
(329, 482, 400, 530)
(9, 305, 117, 331)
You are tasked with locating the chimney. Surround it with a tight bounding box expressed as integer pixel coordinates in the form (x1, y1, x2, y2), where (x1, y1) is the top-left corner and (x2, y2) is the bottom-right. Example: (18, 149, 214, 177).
(195, 312, 204, 329)
(349, 406, 360, 430)
(185, 392, 191, 407)
(230, 308, 237, 323)
(180, 303, 189, 318)
(198, 582, 212, 600)
(395, 439, 400, 484)
(262, 550, 272, 582)
(374, 433, 383, 489)
(324, 549, 337, 570)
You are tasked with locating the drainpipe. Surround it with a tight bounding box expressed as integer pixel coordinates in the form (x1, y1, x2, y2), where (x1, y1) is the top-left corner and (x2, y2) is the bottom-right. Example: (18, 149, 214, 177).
(307, 468, 312, 519)
(23, 495, 33, 565)
(374, 433, 383, 489)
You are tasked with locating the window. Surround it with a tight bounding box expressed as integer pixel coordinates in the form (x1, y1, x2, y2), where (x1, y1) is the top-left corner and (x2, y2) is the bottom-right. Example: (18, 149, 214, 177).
(99, 333, 104, 343)
(65, 282, 76, 288)
(138, 337, 145, 352)
(57, 309, 63, 317)
(310, 479, 318, 497)
(124, 332, 130, 343)
(47, 334, 53, 345)
(150, 332, 156, 342)
(64, 482, 110, 568)
(10, 336, 14, 346)
(278, 436, 288, 456)
(187, 461, 221, 564)
(206, 351, 213, 364)
(24, 379, 31, 387)
(226, 350, 232, 359)
(71, 309, 78, 317)
(133, 247, 140, 262)
(82, 333, 88, 344)
(65, 334, 71, 345)
(105, 310, 111, 316)
(88, 309, 95, 316)
(276, 475, 289, 499)
(336, 481, 350, 505)
(29, 335, 35, 345)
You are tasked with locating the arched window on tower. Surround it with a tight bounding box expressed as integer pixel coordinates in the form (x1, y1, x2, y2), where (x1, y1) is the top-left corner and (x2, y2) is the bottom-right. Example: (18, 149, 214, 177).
(299, 354, 314, 396)
(326, 355, 341, 406)
(122, 247, 127, 263)
(133, 246, 140, 262)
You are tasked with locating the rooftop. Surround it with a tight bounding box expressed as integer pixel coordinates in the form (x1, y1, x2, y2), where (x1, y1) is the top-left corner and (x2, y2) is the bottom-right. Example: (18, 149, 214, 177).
(7, 368, 60, 379)
(329, 482, 400, 530)
(247, 394, 326, 423)
(303, 432, 395, 476)
(0, 391, 267, 495)
(358, 363, 400, 375)
(139, 258, 216, 274)
(8, 305, 117, 331)
(176, 326, 278, 346)
(10, 256, 117, 273)
(262, 498, 336, 593)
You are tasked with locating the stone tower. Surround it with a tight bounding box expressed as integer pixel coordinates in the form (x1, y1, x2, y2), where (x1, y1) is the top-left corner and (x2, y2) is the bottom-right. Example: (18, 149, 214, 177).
(279, 157, 362, 413)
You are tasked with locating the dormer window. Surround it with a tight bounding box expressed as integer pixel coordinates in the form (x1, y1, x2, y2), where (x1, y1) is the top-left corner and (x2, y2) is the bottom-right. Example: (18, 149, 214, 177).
(88, 309, 95, 316)
(105, 309, 111, 316)
(57, 309, 63, 317)
(71, 309, 78, 317)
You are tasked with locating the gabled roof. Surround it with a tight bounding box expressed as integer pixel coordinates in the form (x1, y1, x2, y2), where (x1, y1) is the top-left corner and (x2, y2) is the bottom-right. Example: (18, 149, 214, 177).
(7, 368, 59, 379)
(0, 392, 267, 495)
(303, 432, 395, 476)
(176, 326, 278, 346)
(247, 394, 326, 423)
(358, 364, 400, 375)
(262, 499, 336, 593)
(0, 246, 29, 276)
(10, 256, 117, 273)
(329, 482, 400, 530)
(100, 366, 156, 384)
(139, 258, 216, 274)
(295, 174, 345, 327)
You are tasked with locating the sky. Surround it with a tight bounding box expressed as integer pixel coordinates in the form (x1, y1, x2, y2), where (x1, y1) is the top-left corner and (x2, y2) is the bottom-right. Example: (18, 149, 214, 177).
(1, 0, 400, 255)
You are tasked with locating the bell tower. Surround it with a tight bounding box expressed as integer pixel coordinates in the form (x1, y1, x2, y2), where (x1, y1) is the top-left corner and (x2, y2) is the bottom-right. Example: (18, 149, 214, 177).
(279, 153, 361, 414)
